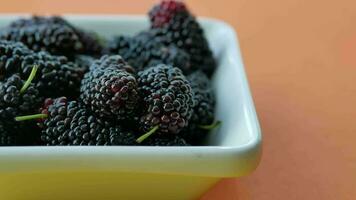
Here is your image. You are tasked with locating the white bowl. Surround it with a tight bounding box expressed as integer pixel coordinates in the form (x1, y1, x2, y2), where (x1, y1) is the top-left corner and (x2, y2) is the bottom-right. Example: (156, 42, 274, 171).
(0, 15, 262, 200)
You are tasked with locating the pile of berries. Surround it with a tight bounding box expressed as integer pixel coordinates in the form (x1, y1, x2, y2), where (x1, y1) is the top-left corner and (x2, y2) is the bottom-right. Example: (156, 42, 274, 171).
(0, 0, 219, 146)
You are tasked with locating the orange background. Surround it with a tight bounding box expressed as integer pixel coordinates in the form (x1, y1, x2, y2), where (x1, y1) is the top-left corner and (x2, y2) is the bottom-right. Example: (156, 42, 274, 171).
(1, 0, 355, 199)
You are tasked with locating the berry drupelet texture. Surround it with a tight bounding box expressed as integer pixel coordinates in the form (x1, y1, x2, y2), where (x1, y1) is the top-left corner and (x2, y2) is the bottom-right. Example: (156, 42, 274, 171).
(0, 16, 102, 57)
(30, 52, 85, 98)
(0, 74, 42, 145)
(0, 40, 84, 98)
(106, 31, 191, 73)
(0, 8, 219, 147)
(39, 97, 137, 145)
(182, 71, 215, 144)
(8, 16, 67, 28)
(0, 21, 84, 57)
(187, 70, 215, 125)
(44, 16, 104, 55)
(137, 64, 194, 135)
(149, 0, 216, 76)
(80, 55, 139, 121)
(0, 74, 42, 119)
(105, 35, 132, 57)
(149, 0, 188, 28)
(88, 55, 135, 73)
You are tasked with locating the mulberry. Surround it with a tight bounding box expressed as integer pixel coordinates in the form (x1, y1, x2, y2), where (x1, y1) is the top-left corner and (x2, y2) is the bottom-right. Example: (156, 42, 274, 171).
(0, 40, 84, 98)
(0, 16, 102, 56)
(149, 0, 216, 76)
(137, 64, 194, 135)
(106, 31, 191, 73)
(38, 97, 137, 145)
(80, 55, 139, 120)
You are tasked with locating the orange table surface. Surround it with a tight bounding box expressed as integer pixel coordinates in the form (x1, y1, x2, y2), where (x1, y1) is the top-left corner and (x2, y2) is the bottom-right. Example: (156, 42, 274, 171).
(1, 0, 355, 199)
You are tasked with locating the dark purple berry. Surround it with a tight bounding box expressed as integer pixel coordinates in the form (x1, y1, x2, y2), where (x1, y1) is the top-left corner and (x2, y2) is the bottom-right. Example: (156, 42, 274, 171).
(0, 40, 84, 98)
(181, 71, 215, 144)
(137, 64, 194, 135)
(39, 97, 137, 145)
(0, 74, 42, 145)
(149, 0, 216, 76)
(0, 16, 102, 57)
(80, 55, 139, 121)
(106, 31, 191, 73)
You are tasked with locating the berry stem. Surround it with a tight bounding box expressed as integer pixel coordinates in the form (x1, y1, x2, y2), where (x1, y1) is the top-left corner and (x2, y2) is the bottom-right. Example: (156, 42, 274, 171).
(136, 125, 159, 143)
(15, 114, 48, 122)
(20, 65, 38, 94)
(198, 120, 222, 130)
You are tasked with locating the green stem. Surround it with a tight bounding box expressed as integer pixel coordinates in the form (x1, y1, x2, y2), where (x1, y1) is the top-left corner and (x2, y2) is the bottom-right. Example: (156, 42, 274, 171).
(20, 65, 38, 94)
(15, 114, 48, 122)
(136, 125, 159, 143)
(198, 121, 222, 130)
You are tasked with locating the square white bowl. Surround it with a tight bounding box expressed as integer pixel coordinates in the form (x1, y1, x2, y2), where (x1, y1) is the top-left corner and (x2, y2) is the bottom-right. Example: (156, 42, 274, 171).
(0, 15, 262, 200)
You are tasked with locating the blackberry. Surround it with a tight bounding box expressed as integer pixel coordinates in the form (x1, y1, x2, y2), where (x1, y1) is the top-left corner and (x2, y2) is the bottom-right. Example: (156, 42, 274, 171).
(0, 69, 42, 145)
(188, 71, 215, 125)
(0, 40, 84, 98)
(142, 135, 189, 146)
(137, 64, 194, 135)
(88, 55, 135, 73)
(106, 32, 191, 73)
(149, 0, 188, 28)
(8, 16, 66, 28)
(182, 71, 215, 144)
(0, 23, 84, 57)
(41, 16, 103, 55)
(31, 51, 85, 98)
(149, 1, 216, 76)
(131, 32, 191, 73)
(145, 44, 191, 73)
(1, 16, 102, 56)
(37, 97, 137, 145)
(80, 55, 139, 121)
(105, 35, 132, 56)
(0, 74, 41, 115)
